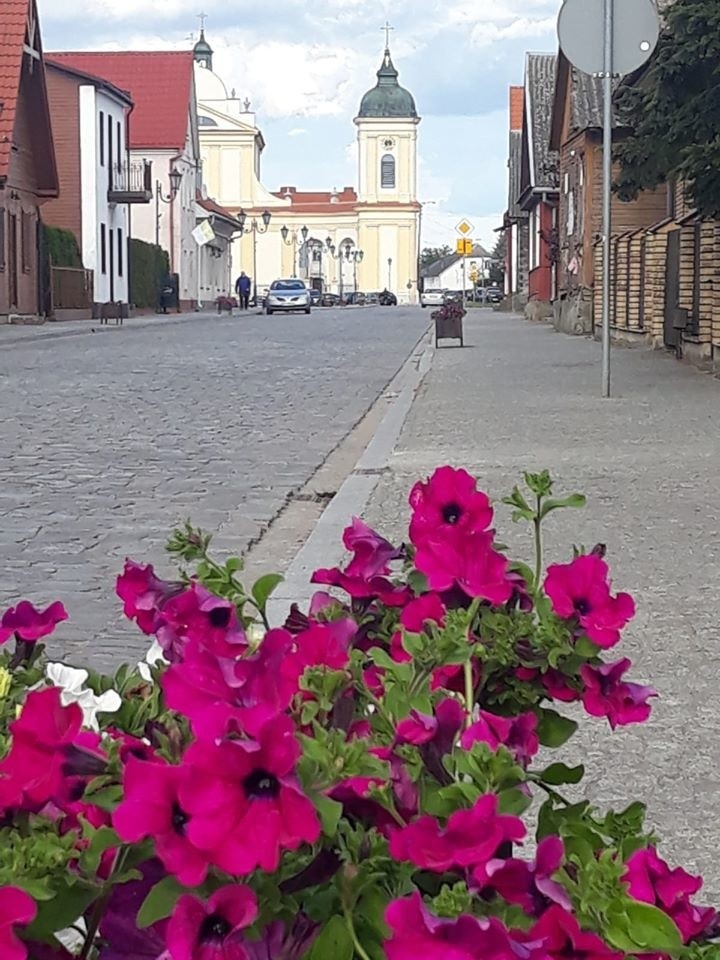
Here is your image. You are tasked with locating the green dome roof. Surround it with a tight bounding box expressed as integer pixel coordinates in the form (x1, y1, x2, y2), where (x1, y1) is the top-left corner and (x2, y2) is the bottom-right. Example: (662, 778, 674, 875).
(358, 50, 417, 119)
(193, 30, 213, 57)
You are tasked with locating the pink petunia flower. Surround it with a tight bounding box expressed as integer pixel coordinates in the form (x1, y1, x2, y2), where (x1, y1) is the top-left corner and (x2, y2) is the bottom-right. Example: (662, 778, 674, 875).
(166, 885, 257, 960)
(281, 619, 356, 692)
(389, 794, 525, 873)
(116, 560, 183, 637)
(179, 715, 320, 875)
(162, 643, 242, 740)
(0, 600, 67, 645)
(414, 531, 513, 605)
(473, 836, 572, 915)
(400, 592, 447, 634)
(344, 517, 402, 579)
(624, 847, 716, 943)
(113, 757, 210, 887)
(524, 905, 623, 960)
(385, 892, 518, 960)
(409, 466, 494, 546)
(283, 591, 338, 635)
(158, 584, 247, 661)
(580, 659, 657, 730)
(0, 887, 37, 960)
(461, 710, 539, 767)
(544, 555, 635, 649)
(0, 687, 83, 811)
(311, 565, 411, 607)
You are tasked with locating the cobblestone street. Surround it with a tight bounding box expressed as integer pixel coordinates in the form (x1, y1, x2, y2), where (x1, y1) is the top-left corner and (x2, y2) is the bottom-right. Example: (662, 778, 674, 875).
(365, 310, 720, 900)
(0, 308, 427, 669)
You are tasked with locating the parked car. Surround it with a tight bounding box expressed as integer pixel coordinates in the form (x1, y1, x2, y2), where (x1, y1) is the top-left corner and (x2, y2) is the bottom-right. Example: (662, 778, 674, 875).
(485, 286, 503, 304)
(445, 290, 466, 304)
(321, 292, 340, 307)
(265, 279, 311, 315)
(366, 292, 380, 306)
(379, 290, 398, 306)
(309, 288, 321, 306)
(420, 289, 446, 309)
(345, 291, 367, 306)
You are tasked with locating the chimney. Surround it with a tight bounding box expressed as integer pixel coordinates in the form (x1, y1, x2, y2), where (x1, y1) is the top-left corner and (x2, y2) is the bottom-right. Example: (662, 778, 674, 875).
(509, 86, 524, 132)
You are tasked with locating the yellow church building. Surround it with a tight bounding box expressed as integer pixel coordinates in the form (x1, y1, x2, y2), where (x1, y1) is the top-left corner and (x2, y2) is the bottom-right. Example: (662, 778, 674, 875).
(193, 31, 421, 304)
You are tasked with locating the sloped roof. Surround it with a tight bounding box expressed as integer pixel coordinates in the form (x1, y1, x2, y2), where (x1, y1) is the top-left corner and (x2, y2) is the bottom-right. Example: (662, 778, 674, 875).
(524, 53, 559, 191)
(45, 59, 133, 106)
(421, 244, 491, 278)
(47, 50, 194, 150)
(196, 191, 242, 227)
(358, 48, 418, 119)
(0, 0, 58, 191)
(508, 129, 523, 217)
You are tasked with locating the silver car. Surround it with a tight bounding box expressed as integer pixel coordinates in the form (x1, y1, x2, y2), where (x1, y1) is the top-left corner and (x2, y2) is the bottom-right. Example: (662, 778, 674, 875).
(266, 279, 311, 315)
(420, 288, 446, 308)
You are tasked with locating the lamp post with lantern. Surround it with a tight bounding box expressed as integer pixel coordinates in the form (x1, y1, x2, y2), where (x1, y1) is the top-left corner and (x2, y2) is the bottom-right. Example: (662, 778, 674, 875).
(325, 238, 363, 303)
(155, 167, 183, 251)
(280, 224, 309, 278)
(237, 209, 272, 306)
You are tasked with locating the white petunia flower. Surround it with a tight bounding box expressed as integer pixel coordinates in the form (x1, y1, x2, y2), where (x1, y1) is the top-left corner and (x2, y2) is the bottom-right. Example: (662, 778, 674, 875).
(137, 638, 169, 683)
(45, 662, 122, 731)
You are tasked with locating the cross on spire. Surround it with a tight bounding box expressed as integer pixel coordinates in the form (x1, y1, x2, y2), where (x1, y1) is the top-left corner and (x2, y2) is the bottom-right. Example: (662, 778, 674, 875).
(382, 20, 394, 50)
(197, 11, 208, 33)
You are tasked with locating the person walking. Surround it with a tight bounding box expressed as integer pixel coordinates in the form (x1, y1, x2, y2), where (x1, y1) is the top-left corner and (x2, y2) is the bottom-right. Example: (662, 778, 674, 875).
(235, 272, 252, 310)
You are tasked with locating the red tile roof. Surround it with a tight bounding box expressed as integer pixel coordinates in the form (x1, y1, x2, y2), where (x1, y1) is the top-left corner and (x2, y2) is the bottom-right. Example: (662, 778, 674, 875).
(0, 0, 29, 179)
(197, 191, 242, 226)
(509, 86, 524, 132)
(46, 50, 194, 150)
(273, 186, 358, 204)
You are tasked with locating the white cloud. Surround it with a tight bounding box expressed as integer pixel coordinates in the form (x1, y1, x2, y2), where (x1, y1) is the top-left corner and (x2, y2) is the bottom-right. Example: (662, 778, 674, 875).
(288, 128, 309, 137)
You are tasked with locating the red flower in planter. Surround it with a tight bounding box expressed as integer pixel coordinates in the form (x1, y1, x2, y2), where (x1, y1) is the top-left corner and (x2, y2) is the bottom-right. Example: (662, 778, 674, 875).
(624, 847, 716, 943)
(389, 794, 525, 873)
(280, 618, 356, 690)
(524, 906, 623, 960)
(473, 837, 572, 915)
(166, 885, 257, 960)
(461, 709, 539, 767)
(544, 555, 635, 649)
(414, 531, 513, 605)
(116, 560, 183, 637)
(385, 893, 517, 960)
(343, 517, 402, 579)
(0, 687, 83, 811)
(0, 600, 67, 645)
(409, 467, 494, 545)
(179, 715, 320, 876)
(158, 583, 248, 661)
(0, 886, 36, 960)
(580, 659, 657, 729)
(113, 757, 211, 887)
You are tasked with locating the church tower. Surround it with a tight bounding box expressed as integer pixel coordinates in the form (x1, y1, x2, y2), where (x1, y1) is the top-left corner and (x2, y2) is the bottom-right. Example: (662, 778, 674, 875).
(354, 35, 421, 304)
(355, 41, 419, 204)
(193, 29, 213, 71)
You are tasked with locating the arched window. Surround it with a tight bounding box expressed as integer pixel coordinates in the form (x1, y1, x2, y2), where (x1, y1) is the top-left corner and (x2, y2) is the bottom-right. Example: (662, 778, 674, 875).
(381, 154, 396, 189)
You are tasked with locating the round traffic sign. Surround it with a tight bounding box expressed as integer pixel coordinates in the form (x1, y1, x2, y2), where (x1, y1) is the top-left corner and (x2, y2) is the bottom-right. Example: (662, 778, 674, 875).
(558, 0, 659, 76)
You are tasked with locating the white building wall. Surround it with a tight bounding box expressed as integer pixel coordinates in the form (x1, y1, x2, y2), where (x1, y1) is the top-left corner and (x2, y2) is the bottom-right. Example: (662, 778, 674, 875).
(79, 85, 129, 305)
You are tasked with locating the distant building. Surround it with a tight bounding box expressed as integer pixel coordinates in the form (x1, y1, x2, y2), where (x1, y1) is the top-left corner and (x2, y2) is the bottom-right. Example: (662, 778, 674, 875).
(421, 244, 492, 292)
(502, 85, 528, 310)
(0, 0, 59, 322)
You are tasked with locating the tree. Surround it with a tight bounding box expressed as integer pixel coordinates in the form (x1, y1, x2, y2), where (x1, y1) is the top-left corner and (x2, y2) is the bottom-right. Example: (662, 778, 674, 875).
(488, 235, 506, 285)
(421, 245, 452, 267)
(615, 0, 720, 217)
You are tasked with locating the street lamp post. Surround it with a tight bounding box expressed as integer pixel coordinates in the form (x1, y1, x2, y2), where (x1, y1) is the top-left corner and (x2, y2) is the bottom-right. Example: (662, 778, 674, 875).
(326, 238, 354, 303)
(387, 257, 393, 291)
(280, 224, 309, 277)
(348, 247, 364, 292)
(237, 209, 272, 306)
(155, 167, 183, 251)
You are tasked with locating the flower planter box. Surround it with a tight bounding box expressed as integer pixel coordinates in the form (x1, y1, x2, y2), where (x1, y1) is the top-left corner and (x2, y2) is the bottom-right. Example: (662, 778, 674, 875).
(432, 304, 466, 347)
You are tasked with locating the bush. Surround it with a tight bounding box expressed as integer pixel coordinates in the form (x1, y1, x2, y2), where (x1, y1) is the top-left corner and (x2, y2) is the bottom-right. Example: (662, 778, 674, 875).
(0, 467, 717, 960)
(43, 225, 82, 268)
(129, 239, 169, 309)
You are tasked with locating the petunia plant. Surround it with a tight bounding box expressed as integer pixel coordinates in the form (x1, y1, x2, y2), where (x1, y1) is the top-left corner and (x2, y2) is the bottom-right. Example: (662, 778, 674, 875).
(0, 466, 718, 960)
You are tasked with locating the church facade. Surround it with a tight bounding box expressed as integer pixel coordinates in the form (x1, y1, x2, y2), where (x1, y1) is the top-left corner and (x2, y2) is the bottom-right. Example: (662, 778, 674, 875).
(193, 33, 421, 304)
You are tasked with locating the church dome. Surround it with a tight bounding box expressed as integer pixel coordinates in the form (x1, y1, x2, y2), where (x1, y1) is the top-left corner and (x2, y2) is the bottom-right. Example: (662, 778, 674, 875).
(358, 49, 418, 119)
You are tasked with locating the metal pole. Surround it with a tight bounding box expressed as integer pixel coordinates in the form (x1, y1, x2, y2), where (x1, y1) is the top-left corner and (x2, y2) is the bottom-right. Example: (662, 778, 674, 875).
(155, 180, 160, 248)
(462, 254, 467, 308)
(601, 0, 614, 397)
(252, 224, 258, 307)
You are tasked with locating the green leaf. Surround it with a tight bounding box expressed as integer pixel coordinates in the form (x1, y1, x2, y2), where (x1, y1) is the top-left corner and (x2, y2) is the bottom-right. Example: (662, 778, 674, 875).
(137, 876, 190, 929)
(251, 573, 284, 612)
(407, 569, 429, 596)
(541, 763, 585, 786)
(537, 708, 578, 748)
(28, 883, 98, 940)
(540, 493, 587, 519)
(79, 825, 121, 876)
(314, 794, 343, 837)
(307, 915, 354, 960)
(605, 901, 683, 953)
(226, 556, 245, 574)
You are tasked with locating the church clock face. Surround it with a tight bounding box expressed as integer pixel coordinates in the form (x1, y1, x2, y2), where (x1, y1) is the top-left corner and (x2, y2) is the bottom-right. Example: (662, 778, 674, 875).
(382, 138, 395, 149)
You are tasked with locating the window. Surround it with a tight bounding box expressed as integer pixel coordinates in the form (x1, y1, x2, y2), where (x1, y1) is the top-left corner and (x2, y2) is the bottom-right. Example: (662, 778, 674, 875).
(529, 206, 541, 270)
(0, 208, 5, 271)
(99, 111, 105, 165)
(21, 211, 31, 273)
(381, 154, 396, 189)
(116, 120, 121, 168)
(117, 228, 123, 277)
(100, 224, 107, 274)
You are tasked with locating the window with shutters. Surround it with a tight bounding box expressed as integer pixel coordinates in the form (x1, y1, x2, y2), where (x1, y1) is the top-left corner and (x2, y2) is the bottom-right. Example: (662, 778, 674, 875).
(381, 154, 396, 189)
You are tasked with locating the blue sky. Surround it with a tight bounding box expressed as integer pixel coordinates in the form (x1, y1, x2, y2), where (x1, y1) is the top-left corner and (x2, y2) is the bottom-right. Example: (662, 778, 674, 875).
(38, 0, 561, 249)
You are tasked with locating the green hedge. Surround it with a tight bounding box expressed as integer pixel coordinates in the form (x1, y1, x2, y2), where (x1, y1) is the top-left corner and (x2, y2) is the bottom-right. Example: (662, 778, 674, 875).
(44, 225, 82, 268)
(130, 239, 169, 308)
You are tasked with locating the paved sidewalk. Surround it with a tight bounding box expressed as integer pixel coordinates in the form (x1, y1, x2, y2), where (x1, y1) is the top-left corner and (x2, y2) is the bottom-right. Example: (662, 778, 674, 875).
(363, 310, 720, 899)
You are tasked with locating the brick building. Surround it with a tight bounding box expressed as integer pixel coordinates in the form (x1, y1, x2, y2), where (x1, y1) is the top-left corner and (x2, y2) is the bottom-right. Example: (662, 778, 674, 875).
(502, 85, 528, 310)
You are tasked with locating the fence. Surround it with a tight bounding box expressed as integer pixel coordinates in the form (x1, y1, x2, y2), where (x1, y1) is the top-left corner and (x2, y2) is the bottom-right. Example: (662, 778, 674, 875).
(51, 266, 93, 311)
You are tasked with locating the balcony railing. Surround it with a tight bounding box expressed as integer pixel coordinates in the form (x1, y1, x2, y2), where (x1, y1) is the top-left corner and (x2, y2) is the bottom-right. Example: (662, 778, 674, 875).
(108, 160, 153, 204)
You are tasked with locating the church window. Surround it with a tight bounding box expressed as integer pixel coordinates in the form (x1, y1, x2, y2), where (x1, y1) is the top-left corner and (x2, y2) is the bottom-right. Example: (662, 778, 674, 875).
(381, 154, 396, 189)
